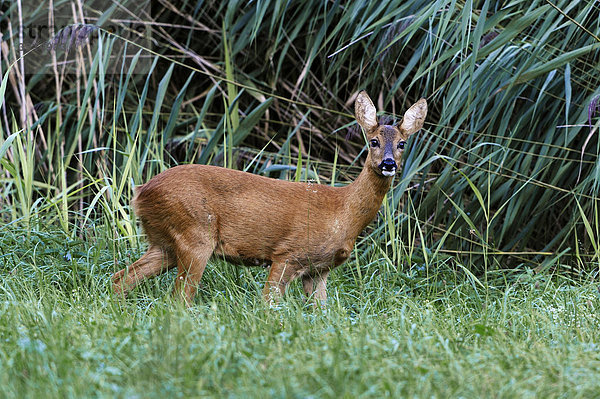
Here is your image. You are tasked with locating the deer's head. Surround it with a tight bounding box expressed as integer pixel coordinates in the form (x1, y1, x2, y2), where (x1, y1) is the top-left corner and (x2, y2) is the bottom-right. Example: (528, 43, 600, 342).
(355, 91, 427, 177)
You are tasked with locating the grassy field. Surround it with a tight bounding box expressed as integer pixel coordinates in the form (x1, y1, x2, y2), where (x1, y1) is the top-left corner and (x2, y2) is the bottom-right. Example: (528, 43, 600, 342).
(2, 0, 600, 397)
(1, 228, 599, 398)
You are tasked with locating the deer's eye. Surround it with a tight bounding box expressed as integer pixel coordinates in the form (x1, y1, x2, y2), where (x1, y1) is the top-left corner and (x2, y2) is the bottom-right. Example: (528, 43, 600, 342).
(370, 139, 380, 148)
(397, 141, 406, 150)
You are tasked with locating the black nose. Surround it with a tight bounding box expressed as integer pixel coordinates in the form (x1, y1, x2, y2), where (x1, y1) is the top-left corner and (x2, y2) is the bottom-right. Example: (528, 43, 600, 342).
(379, 158, 397, 171)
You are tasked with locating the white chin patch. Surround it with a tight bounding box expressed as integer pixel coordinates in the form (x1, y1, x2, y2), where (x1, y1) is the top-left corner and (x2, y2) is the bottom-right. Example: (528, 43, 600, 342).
(382, 170, 396, 177)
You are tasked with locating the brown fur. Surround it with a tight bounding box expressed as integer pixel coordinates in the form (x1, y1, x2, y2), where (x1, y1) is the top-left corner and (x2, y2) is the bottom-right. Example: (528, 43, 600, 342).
(112, 92, 427, 306)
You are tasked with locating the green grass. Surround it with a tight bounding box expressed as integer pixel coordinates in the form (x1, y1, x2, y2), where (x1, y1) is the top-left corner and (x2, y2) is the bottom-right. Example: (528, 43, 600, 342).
(1, 227, 599, 398)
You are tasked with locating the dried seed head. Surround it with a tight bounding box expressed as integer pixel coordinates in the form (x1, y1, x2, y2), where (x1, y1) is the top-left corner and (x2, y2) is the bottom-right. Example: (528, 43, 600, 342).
(380, 16, 415, 65)
(378, 115, 395, 126)
(48, 24, 98, 53)
(479, 31, 499, 48)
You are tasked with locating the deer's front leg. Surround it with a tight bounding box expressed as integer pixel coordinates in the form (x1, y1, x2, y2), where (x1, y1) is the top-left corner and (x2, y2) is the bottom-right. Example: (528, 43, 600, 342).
(263, 260, 301, 305)
(302, 271, 330, 308)
(302, 274, 315, 298)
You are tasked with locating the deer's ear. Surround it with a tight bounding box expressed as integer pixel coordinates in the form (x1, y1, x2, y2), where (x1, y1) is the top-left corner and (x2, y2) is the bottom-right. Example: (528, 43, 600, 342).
(399, 98, 427, 137)
(355, 91, 378, 133)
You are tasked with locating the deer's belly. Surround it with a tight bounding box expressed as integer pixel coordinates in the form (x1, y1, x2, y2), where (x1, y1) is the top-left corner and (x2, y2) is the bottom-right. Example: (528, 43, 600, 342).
(214, 234, 353, 272)
(290, 241, 354, 271)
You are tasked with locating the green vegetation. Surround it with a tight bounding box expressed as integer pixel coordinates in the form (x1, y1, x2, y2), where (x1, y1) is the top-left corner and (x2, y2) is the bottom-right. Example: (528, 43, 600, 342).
(1, 0, 600, 397)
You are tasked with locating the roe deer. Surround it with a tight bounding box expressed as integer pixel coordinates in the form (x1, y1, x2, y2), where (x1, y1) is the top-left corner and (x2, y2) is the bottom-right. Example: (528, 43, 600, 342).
(112, 91, 427, 306)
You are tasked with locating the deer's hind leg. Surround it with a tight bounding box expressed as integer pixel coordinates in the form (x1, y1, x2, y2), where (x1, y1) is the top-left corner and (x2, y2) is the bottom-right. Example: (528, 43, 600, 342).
(112, 245, 175, 297)
(173, 232, 215, 306)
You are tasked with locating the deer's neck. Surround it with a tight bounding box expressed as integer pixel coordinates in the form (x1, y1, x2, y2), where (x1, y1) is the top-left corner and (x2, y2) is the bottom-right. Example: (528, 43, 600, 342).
(344, 155, 393, 235)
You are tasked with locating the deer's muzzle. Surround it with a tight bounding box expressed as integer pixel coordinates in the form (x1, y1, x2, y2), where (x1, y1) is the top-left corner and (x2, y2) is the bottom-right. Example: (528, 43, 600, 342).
(379, 158, 397, 176)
